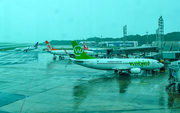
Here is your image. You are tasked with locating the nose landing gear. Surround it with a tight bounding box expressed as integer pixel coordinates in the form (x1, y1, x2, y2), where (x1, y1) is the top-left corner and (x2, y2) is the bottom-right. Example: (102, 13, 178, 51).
(119, 71, 123, 75)
(114, 70, 118, 73)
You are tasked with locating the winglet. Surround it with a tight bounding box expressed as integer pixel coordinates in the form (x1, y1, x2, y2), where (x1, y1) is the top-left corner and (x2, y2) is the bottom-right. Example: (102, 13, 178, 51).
(71, 41, 96, 59)
(45, 40, 58, 51)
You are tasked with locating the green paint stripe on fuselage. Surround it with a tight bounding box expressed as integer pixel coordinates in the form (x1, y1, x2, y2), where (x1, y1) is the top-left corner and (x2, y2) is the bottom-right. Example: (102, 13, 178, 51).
(129, 61, 150, 67)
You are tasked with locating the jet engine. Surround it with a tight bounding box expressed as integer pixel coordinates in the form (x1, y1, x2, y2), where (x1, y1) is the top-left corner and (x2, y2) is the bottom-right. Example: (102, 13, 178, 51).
(130, 68, 141, 74)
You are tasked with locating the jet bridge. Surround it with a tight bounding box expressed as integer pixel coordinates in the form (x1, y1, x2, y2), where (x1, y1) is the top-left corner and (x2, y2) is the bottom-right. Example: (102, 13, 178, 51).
(94, 47, 159, 58)
(112, 46, 159, 54)
(167, 60, 180, 93)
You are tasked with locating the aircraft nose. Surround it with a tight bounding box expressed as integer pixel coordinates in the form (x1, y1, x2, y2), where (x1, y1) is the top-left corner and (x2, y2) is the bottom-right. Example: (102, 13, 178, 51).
(160, 63, 164, 68)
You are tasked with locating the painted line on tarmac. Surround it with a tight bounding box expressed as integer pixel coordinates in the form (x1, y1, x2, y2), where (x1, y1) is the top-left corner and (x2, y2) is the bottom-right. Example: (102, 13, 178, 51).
(19, 61, 40, 113)
(150, 79, 167, 90)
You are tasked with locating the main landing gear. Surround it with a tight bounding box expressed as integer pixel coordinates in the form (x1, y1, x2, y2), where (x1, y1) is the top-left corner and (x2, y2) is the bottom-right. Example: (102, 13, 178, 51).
(53, 55, 64, 60)
(119, 71, 123, 75)
(53, 54, 57, 60)
(114, 70, 118, 73)
(59, 56, 62, 59)
(114, 70, 123, 75)
(59, 56, 65, 60)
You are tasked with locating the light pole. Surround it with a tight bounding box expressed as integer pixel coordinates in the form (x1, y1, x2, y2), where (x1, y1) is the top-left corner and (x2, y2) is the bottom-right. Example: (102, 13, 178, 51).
(158, 16, 164, 59)
(123, 25, 127, 48)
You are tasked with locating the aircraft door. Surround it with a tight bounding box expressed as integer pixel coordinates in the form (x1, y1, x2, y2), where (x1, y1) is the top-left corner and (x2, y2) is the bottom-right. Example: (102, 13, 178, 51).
(152, 61, 155, 66)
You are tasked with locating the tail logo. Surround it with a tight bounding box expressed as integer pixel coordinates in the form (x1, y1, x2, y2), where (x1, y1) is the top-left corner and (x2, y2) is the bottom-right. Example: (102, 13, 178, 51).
(47, 44, 52, 51)
(73, 45, 83, 56)
(83, 42, 88, 50)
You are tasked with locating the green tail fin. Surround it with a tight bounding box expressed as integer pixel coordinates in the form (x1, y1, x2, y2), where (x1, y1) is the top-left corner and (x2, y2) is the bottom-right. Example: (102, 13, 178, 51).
(71, 41, 97, 59)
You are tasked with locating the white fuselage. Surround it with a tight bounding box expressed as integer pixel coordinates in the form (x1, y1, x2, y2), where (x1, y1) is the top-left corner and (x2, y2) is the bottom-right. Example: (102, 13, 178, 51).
(14, 46, 37, 52)
(48, 50, 96, 56)
(74, 58, 164, 70)
(47, 50, 73, 55)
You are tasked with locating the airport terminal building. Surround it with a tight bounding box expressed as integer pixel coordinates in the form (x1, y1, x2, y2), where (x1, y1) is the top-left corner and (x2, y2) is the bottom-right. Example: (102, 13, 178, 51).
(152, 41, 180, 51)
(100, 41, 138, 47)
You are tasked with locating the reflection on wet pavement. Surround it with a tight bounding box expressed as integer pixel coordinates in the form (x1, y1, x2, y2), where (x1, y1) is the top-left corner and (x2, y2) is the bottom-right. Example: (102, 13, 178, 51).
(73, 72, 180, 112)
(0, 51, 38, 66)
(0, 92, 25, 107)
(0, 52, 180, 112)
(116, 73, 131, 93)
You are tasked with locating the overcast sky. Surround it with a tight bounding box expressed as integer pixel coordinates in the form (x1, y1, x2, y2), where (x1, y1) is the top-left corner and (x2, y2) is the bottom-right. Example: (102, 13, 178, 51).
(0, 0, 179, 43)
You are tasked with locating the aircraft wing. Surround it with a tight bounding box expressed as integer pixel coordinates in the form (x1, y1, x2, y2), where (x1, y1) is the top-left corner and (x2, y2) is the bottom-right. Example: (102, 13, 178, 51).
(47, 50, 68, 56)
(69, 58, 76, 61)
(112, 67, 130, 70)
(22, 47, 30, 52)
(14, 48, 21, 51)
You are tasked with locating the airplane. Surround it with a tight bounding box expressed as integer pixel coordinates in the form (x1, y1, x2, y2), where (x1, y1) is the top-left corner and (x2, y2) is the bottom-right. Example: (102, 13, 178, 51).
(83, 42, 105, 51)
(45, 41, 96, 60)
(71, 41, 164, 75)
(45, 41, 73, 59)
(83, 42, 109, 58)
(14, 42, 39, 52)
(83, 42, 89, 50)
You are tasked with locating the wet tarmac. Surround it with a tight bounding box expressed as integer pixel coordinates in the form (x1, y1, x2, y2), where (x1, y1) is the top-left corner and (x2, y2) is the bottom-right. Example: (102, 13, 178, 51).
(0, 51, 180, 113)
